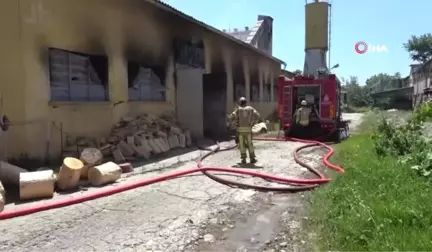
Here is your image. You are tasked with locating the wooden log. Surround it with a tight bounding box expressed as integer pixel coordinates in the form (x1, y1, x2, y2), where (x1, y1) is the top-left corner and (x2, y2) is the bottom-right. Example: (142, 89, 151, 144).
(19, 170, 56, 200)
(88, 162, 122, 186)
(148, 138, 162, 154)
(112, 147, 126, 163)
(119, 163, 133, 173)
(178, 133, 186, 148)
(132, 144, 150, 159)
(99, 144, 112, 157)
(161, 137, 170, 152)
(80, 148, 103, 178)
(118, 140, 135, 157)
(0, 161, 27, 186)
(0, 181, 5, 212)
(168, 134, 180, 149)
(170, 126, 182, 135)
(139, 137, 153, 154)
(56, 157, 84, 190)
(154, 138, 167, 153)
(185, 130, 192, 147)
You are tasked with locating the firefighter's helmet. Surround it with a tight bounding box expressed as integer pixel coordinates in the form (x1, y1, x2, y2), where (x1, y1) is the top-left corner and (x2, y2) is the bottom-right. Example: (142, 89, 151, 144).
(239, 97, 247, 106)
(301, 100, 307, 106)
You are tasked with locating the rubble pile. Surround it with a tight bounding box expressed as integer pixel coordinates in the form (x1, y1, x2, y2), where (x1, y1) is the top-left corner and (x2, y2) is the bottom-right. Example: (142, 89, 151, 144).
(102, 113, 193, 163)
(0, 114, 195, 211)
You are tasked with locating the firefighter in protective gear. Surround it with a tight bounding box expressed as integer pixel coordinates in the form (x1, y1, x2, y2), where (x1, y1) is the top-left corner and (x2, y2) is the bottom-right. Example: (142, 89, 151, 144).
(228, 97, 261, 164)
(294, 100, 312, 126)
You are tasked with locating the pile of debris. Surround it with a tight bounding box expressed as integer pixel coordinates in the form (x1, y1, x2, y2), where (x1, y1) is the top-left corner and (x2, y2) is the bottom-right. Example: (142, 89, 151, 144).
(104, 113, 193, 162)
(0, 114, 194, 212)
(67, 113, 193, 163)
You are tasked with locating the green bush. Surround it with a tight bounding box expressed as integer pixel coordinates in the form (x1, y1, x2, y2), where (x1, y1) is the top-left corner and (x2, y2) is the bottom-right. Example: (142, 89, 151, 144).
(371, 102, 432, 177)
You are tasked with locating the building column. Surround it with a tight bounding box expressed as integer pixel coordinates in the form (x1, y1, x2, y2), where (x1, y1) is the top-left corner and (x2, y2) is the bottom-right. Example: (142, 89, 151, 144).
(243, 58, 250, 102)
(106, 14, 128, 123)
(165, 54, 176, 107)
(270, 70, 275, 102)
(259, 67, 264, 103)
(203, 38, 212, 74)
(223, 48, 234, 112)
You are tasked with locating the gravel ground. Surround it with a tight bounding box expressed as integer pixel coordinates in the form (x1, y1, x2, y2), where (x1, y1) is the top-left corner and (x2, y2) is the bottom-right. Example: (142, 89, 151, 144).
(1, 113, 364, 252)
(0, 140, 310, 252)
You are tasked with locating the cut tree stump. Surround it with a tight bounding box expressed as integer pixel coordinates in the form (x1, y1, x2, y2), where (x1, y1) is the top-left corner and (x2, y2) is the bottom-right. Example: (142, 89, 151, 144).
(80, 148, 103, 178)
(0, 181, 5, 212)
(19, 170, 56, 200)
(57, 157, 84, 190)
(88, 162, 122, 186)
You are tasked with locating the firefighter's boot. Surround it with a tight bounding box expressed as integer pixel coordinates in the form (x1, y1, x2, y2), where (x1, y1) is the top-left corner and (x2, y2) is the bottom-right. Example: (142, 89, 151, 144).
(241, 158, 247, 164)
(250, 157, 257, 164)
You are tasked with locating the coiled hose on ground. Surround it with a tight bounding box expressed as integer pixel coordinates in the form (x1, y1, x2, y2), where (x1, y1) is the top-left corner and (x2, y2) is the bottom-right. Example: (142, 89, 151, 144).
(0, 136, 344, 220)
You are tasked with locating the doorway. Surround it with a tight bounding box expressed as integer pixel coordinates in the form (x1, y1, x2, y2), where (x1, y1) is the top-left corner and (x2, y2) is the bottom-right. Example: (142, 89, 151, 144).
(176, 65, 204, 138)
(203, 73, 227, 139)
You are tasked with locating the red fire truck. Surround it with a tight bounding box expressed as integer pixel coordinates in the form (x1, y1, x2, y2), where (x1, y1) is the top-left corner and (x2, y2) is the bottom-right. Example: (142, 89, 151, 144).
(277, 71, 349, 141)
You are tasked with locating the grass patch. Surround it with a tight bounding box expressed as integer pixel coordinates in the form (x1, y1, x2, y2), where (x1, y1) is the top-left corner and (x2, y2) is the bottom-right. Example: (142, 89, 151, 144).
(308, 107, 432, 251)
(356, 109, 412, 134)
(309, 135, 432, 251)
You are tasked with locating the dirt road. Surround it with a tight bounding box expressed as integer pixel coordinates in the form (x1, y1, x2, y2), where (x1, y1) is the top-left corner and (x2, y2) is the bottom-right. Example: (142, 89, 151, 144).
(0, 113, 363, 252)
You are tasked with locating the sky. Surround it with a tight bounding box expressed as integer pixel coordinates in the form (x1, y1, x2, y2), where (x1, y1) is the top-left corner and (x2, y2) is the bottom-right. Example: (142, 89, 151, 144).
(162, 0, 430, 84)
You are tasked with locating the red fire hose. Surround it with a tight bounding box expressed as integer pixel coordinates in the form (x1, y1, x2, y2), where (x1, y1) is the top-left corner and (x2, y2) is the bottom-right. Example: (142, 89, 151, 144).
(0, 136, 344, 220)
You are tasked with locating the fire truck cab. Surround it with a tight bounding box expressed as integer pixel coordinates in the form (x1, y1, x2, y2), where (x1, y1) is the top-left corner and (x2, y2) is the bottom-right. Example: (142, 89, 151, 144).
(278, 72, 349, 140)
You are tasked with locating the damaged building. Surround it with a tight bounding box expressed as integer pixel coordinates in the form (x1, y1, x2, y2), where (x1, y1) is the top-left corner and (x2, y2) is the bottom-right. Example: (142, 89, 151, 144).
(224, 15, 279, 109)
(0, 0, 284, 162)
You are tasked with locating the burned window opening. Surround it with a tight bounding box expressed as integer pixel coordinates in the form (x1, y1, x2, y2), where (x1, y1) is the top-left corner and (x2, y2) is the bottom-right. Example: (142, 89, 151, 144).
(273, 79, 278, 102)
(233, 70, 245, 102)
(250, 75, 260, 102)
(263, 83, 271, 102)
(49, 48, 108, 102)
(173, 39, 205, 69)
(127, 61, 166, 101)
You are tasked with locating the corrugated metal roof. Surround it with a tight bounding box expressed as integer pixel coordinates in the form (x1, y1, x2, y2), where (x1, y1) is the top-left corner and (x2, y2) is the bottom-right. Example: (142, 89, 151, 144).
(226, 30, 251, 43)
(147, 0, 285, 66)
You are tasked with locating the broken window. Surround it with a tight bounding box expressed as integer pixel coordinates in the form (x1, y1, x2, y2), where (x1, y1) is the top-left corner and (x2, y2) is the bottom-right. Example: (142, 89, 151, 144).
(250, 77, 260, 102)
(233, 71, 246, 102)
(49, 48, 108, 101)
(263, 83, 271, 102)
(128, 62, 166, 101)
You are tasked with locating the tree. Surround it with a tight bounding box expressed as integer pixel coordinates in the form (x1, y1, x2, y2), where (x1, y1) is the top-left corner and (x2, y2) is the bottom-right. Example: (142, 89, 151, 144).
(342, 76, 372, 107)
(403, 33, 432, 63)
(293, 69, 302, 75)
(365, 73, 405, 92)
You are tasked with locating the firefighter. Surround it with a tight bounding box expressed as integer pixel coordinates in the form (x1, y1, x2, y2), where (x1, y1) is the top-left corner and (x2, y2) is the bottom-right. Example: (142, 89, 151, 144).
(228, 97, 261, 164)
(294, 100, 312, 126)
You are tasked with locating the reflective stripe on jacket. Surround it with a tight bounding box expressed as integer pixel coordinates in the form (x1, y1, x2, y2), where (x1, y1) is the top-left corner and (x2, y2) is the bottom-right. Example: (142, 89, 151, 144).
(229, 106, 260, 130)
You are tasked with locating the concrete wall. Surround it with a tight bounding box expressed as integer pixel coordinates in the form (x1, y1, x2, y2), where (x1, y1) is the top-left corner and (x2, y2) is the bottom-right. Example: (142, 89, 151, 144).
(411, 62, 432, 106)
(2, 0, 179, 160)
(0, 0, 280, 160)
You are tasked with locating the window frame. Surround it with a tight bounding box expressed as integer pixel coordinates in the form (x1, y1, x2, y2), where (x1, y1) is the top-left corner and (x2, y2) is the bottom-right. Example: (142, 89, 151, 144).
(127, 61, 167, 102)
(48, 48, 109, 102)
(263, 83, 271, 102)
